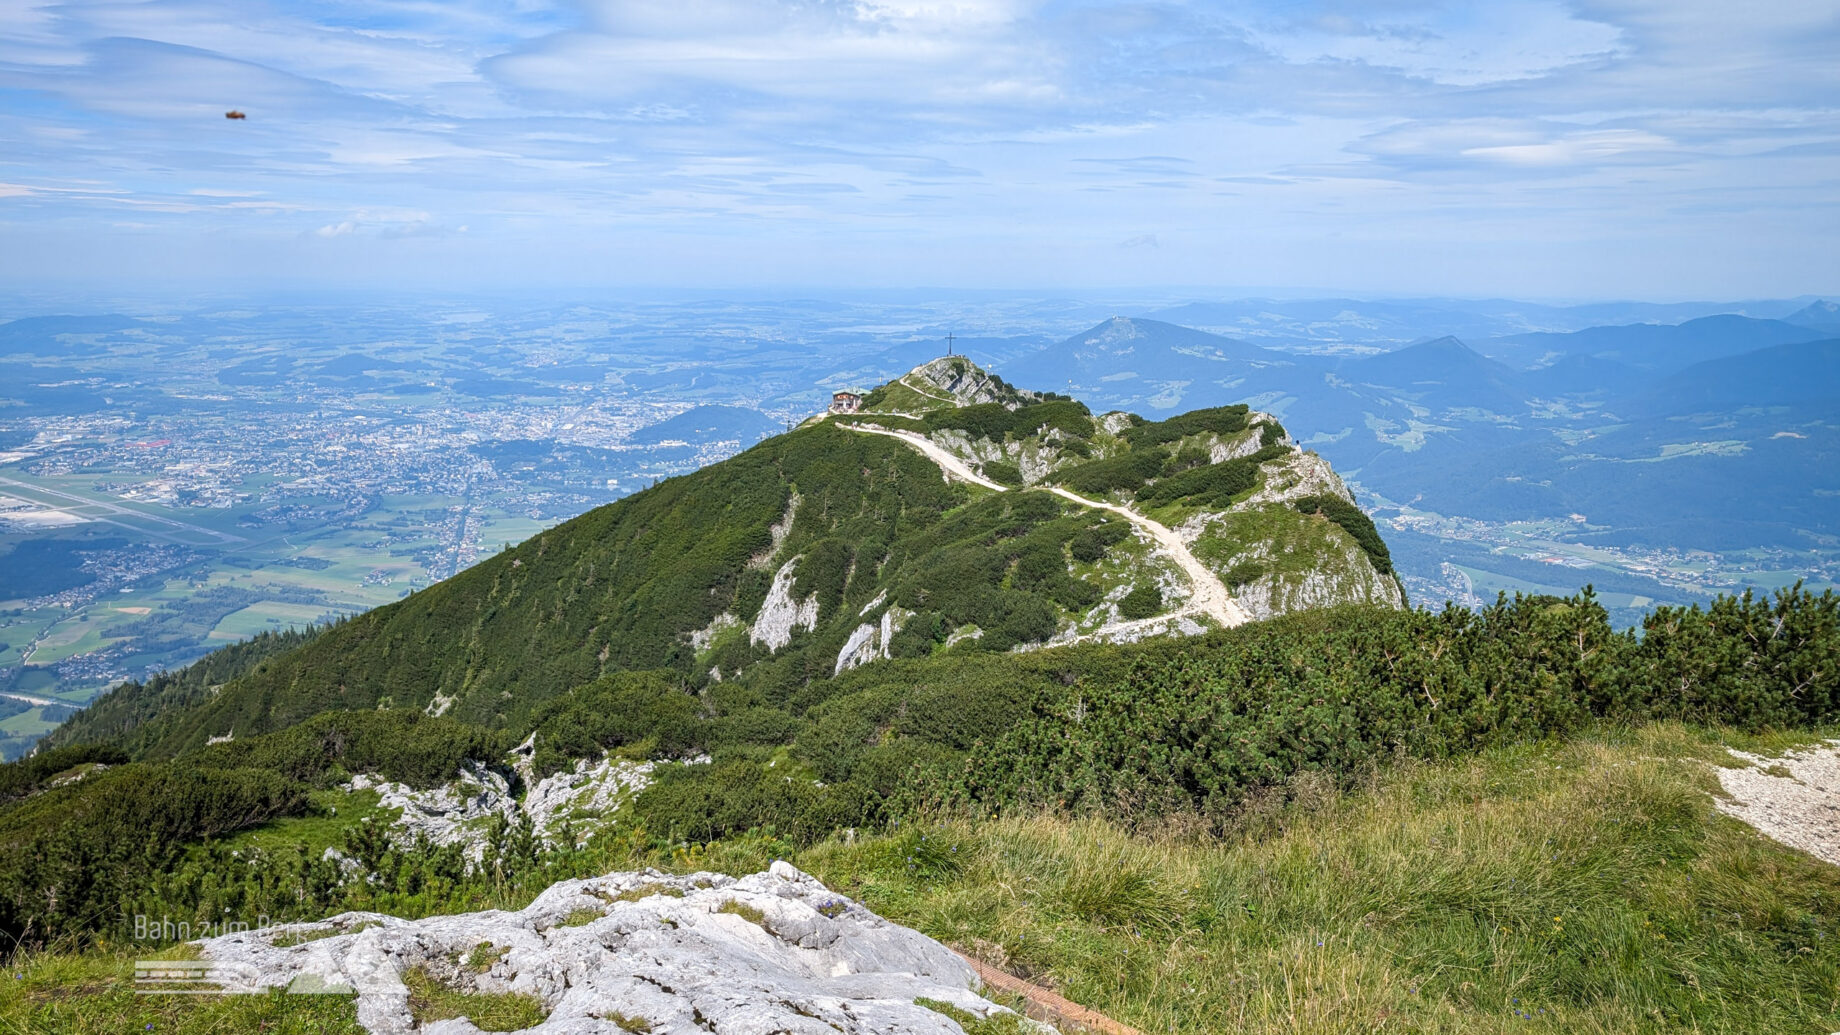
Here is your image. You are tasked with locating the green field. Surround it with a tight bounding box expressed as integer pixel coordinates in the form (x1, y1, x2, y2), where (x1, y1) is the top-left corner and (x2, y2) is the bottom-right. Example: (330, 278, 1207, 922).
(0, 466, 583, 754)
(210, 602, 342, 641)
(0, 707, 59, 739)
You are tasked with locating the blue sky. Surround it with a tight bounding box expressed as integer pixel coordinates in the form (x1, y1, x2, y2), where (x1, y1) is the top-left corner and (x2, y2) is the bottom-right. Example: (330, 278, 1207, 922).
(1, 0, 1836, 298)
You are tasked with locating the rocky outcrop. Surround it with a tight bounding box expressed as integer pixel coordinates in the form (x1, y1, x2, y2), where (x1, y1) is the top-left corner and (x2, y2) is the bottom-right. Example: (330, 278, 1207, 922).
(348, 764, 518, 861)
(1228, 540, 1406, 620)
(348, 755, 663, 858)
(751, 557, 820, 651)
(522, 756, 658, 847)
(908, 356, 1033, 408)
(688, 612, 741, 650)
(1173, 438, 1404, 621)
(1237, 450, 1352, 507)
(196, 862, 1031, 1035)
(834, 606, 909, 675)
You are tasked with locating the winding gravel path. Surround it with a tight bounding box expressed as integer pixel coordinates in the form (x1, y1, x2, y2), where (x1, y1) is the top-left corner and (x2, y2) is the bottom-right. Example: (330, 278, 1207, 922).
(841, 422, 1248, 630)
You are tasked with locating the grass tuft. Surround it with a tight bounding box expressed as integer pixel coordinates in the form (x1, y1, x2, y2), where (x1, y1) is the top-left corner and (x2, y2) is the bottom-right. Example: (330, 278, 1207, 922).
(914, 996, 1035, 1034)
(270, 921, 376, 947)
(460, 941, 507, 973)
(558, 907, 603, 928)
(402, 965, 546, 1032)
(605, 1008, 653, 1032)
(598, 882, 687, 904)
(715, 900, 768, 927)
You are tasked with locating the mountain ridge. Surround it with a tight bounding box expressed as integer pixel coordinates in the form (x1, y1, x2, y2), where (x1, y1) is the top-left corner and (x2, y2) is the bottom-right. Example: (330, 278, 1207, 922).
(47, 357, 1400, 760)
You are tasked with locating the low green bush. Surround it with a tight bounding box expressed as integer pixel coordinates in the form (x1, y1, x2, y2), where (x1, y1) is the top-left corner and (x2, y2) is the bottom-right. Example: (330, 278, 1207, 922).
(1293, 494, 1393, 575)
(1118, 585, 1164, 620)
(1055, 450, 1167, 496)
(982, 460, 1024, 487)
(1123, 405, 1251, 449)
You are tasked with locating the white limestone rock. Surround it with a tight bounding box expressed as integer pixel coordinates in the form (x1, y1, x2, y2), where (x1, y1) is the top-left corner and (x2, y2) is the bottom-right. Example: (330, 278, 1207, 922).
(1232, 551, 1406, 621)
(196, 863, 1028, 1035)
(349, 755, 662, 858)
(907, 356, 1025, 408)
(834, 607, 909, 675)
(523, 757, 657, 847)
(347, 763, 519, 861)
(1236, 450, 1352, 507)
(688, 612, 741, 651)
(751, 557, 820, 652)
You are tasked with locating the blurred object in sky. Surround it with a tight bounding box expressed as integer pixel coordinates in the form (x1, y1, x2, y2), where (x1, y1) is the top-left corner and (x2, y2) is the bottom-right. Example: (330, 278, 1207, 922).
(224, 110, 245, 120)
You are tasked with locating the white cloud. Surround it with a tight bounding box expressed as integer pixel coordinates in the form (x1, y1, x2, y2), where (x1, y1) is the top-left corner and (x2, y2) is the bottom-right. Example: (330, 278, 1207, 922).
(1460, 128, 1674, 165)
(1351, 119, 1681, 171)
(1246, 0, 1627, 86)
(486, 0, 1056, 112)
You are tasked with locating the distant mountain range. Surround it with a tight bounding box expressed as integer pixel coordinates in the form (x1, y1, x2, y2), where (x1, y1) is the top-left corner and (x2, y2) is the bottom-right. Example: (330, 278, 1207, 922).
(1139, 296, 1822, 352)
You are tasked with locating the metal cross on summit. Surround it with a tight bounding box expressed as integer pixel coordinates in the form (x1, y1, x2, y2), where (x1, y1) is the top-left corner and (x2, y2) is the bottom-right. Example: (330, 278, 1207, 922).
(946, 332, 955, 356)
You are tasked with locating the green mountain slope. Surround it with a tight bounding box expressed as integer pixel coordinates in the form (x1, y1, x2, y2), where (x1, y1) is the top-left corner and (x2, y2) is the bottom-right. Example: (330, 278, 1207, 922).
(49, 358, 1400, 758)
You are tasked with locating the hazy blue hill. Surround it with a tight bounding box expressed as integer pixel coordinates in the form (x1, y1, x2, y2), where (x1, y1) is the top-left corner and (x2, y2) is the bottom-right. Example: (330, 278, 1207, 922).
(1338, 336, 1525, 413)
(1638, 338, 1840, 415)
(1140, 298, 1803, 350)
(627, 404, 780, 446)
(1479, 315, 1825, 372)
(0, 361, 114, 416)
(311, 353, 437, 376)
(1003, 317, 1295, 409)
(1520, 352, 1646, 397)
(1145, 298, 1533, 348)
(0, 315, 143, 354)
(1358, 415, 1840, 550)
(1786, 300, 1840, 335)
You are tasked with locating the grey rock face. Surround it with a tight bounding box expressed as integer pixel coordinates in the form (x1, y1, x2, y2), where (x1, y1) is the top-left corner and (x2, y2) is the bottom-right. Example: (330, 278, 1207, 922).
(198, 862, 1023, 1034)
(751, 557, 820, 651)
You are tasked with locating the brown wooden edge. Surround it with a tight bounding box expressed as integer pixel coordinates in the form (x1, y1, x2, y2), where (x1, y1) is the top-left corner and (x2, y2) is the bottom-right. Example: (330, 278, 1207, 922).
(951, 948, 1147, 1035)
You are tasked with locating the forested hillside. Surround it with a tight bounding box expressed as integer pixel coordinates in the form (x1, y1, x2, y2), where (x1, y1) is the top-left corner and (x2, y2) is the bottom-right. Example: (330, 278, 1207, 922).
(47, 359, 1399, 759)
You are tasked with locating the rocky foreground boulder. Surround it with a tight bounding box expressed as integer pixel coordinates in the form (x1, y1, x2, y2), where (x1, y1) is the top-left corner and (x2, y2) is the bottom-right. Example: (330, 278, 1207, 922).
(197, 861, 1035, 1034)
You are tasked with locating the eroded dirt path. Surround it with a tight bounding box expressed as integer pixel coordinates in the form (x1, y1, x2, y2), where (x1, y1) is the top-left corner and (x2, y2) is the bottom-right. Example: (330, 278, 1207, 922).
(840, 422, 1248, 630)
(843, 422, 1009, 491)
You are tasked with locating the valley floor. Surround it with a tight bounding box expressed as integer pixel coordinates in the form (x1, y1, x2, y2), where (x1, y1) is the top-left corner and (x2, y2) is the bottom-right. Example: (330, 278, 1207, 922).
(7, 723, 1840, 1034)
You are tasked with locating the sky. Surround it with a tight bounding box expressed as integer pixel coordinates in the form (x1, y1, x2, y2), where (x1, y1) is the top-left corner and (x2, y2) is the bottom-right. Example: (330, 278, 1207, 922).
(1, 0, 1837, 299)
